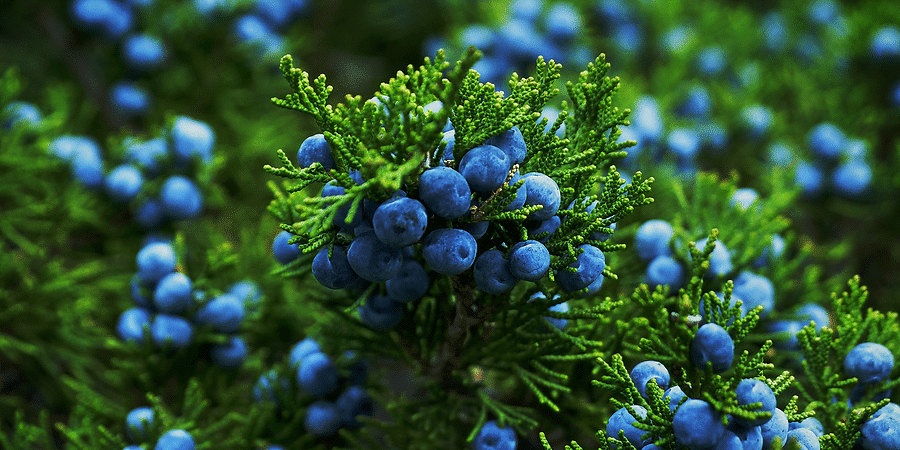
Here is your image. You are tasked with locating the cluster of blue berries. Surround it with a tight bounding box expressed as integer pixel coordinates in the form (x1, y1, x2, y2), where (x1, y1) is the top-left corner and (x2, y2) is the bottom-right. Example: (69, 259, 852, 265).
(788, 122, 874, 199)
(123, 406, 195, 450)
(117, 239, 259, 369)
(278, 124, 606, 330)
(437, 0, 588, 89)
(70, 0, 167, 119)
(47, 115, 211, 228)
(253, 337, 373, 441)
(231, 0, 310, 59)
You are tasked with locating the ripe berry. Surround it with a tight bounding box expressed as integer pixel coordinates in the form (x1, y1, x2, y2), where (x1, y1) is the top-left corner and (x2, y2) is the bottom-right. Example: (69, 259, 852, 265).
(117, 308, 151, 344)
(844, 342, 895, 384)
(289, 337, 321, 368)
(151, 314, 193, 349)
(733, 272, 774, 318)
(347, 231, 403, 282)
(667, 128, 701, 161)
(160, 176, 203, 220)
(760, 408, 789, 449)
(211, 336, 247, 368)
(635, 220, 674, 261)
(694, 237, 733, 278)
(860, 402, 900, 450)
(630, 361, 670, 398)
(297, 352, 338, 397)
(137, 242, 176, 285)
(871, 26, 900, 59)
(418, 166, 472, 219)
(70, 142, 105, 189)
(135, 199, 164, 229)
(508, 240, 550, 282)
(229, 280, 262, 309)
(272, 230, 300, 265)
(785, 427, 820, 450)
(795, 161, 824, 197)
(373, 197, 428, 247)
(296, 134, 335, 170)
(484, 126, 527, 165)
(790, 417, 824, 437)
(104, 164, 143, 203)
(305, 401, 341, 437)
(522, 173, 561, 221)
(545, 301, 569, 330)
(646, 255, 683, 289)
(672, 399, 726, 448)
(831, 160, 872, 197)
(545, 3, 581, 42)
(606, 405, 648, 450)
(311, 246, 359, 289)
(472, 420, 517, 450)
(422, 228, 477, 275)
(122, 34, 167, 72)
(336, 386, 374, 429)
(556, 244, 605, 292)
(474, 249, 519, 294)
(153, 272, 192, 314)
(358, 294, 404, 330)
(194, 294, 245, 333)
(110, 82, 151, 117)
(690, 323, 734, 372)
(385, 259, 430, 303)
(735, 378, 777, 427)
(458, 144, 511, 192)
(529, 216, 561, 243)
(171, 116, 214, 165)
(807, 122, 845, 160)
(154, 429, 194, 450)
(126, 407, 154, 442)
(664, 386, 687, 412)
(124, 137, 167, 176)
(740, 104, 773, 139)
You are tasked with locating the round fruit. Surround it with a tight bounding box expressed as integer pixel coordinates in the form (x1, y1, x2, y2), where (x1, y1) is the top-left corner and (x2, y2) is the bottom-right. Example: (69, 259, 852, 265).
(556, 244, 605, 292)
(522, 172, 561, 221)
(311, 246, 359, 289)
(150, 314, 193, 349)
(289, 337, 321, 368)
(690, 323, 734, 372)
(297, 352, 338, 397)
(272, 230, 300, 265)
(125, 407, 154, 442)
(421, 228, 477, 275)
(336, 386, 374, 429)
(418, 166, 471, 219)
(373, 197, 428, 247)
(117, 308, 151, 344)
(734, 378, 776, 427)
(760, 408, 789, 449)
(153, 272, 192, 314)
(137, 242, 176, 285)
(484, 126, 527, 165)
(160, 176, 203, 220)
(630, 361, 670, 399)
(672, 399, 726, 449)
(104, 164, 143, 203)
(474, 249, 518, 294)
(860, 402, 900, 450)
(296, 134, 335, 170)
(785, 427, 820, 450)
(171, 116, 214, 164)
(154, 429, 194, 450)
(385, 259, 430, 303)
(211, 336, 247, 369)
(194, 294, 245, 333)
(508, 240, 550, 282)
(458, 144, 511, 192)
(646, 255, 683, 288)
(634, 220, 674, 261)
(358, 294, 404, 330)
(606, 405, 648, 450)
(347, 231, 403, 282)
(844, 342, 894, 384)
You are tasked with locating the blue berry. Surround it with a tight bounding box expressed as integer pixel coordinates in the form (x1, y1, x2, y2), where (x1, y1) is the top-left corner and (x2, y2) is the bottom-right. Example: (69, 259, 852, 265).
(3, 101, 41, 128)
(798, 303, 830, 331)
(785, 428, 820, 450)
(808, 0, 839, 25)
(807, 122, 845, 160)
(272, 230, 300, 265)
(474, 249, 519, 294)
(672, 399, 726, 448)
(760, 408, 789, 449)
(358, 294, 404, 330)
(153, 272, 193, 314)
(160, 176, 203, 220)
(860, 402, 900, 450)
(211, 336, 247, 368)
(691, 323, 733, 372)
(844, 342, 895, 385)
(607, 405, 648, 450)
(124, 137, 167, 175)
(522, 173, 561, 221)
(104, 164, 143, 203)
(137, 242, 176, 285)
(347, 231, 403, 282)
(545, 3, 581, 42)
(529, 216, 561, 243)
(696, 45, 726, 77)
(122, 34, 166, 72)
(473, 420, 517, 450)
(151, 314, 193, 349)
(667, 128, 701, 161)
(545, 301, 569, 330)
(233, 14, 284, 56)
(458, 145, 511, 193)
(678, 85, 712, 118)
(70, 142, 105, 189)
(646, 255, 683, 289)
(831, 160, 872, 197)
(733, 272, 774, 318)
(790, 418, 824, 437)
(171, 116, 214, 165)
(769, 320, 804, 350)
(795, 161, 824, 197)
(297, 352, 338, 397)
(336, 386, 374, 429)
(508, 240, 550, 282)
(740, 105, 773, 139)
(422, 228, 477, 275)
(501, 172, 528, 212)
(296, 134, 335, 170)
(630, 361, 669, 398)
(664, 386, 687, 412)
(289, 337, 321, 367)
(419, 167, 471, 219)
(556, 244, 605, 292)
(871, 26, 900, 59)
(322, 180, 363, 231)
(130, 276, 153, 309)
(694, 237, 733, 278)
(126, 407, 154, 442)
(385, 259, 430, 303)
(631, 96, 663, 144)
(843, 139, 869, 160)
(71, 0, 133, 39)
(735, 379, 777, 427)
(110, 82, 150, 117)
(729, 188, 759, 210)
(753, 234, 786, 268)
(373, 197, 428, 247)
(134, 197, 164, 229)
(195, 294, 244, 333)
(154, 429, 194, 450)
(312, 246, 359, 289)
(635, 220, 674, 261)
(229, 280, 262, 308)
